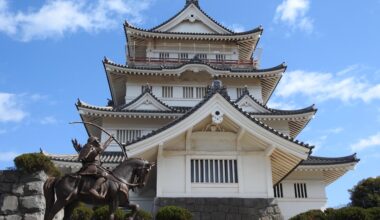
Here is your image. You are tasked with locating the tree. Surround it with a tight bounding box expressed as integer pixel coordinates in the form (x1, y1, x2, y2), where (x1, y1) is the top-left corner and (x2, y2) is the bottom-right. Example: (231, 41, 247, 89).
(349, 176, 380, 208)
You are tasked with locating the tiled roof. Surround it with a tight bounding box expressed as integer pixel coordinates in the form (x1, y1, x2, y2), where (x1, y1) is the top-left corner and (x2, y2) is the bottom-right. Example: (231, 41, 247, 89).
(77, 87, 188, 114)
(47, 151, 359, 166)
(125, 21, 262, 37)
(122, 81, 314, 149)
(301, 154, 360, 166)
(150, 0, 234, 33)
(104, 57, 286, 74)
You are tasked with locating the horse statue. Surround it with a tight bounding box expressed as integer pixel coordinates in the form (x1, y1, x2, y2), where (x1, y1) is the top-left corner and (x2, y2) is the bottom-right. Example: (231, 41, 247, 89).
(43, 157, 154, 220)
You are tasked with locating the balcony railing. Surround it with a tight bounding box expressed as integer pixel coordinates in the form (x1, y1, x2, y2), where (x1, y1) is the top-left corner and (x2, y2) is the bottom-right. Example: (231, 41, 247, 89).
(128, 56, 258, 68)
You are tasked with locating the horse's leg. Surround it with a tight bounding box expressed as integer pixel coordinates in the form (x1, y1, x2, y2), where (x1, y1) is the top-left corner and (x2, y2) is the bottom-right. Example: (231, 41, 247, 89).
(44, 199, 67, 220)
(109, 199, 119, 220)
(63, 201, 77, 220)
(127, 202, 139, 220)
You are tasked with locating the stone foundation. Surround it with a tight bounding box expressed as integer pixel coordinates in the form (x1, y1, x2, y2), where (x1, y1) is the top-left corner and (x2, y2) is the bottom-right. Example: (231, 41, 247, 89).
(154, 197, 283, 220)
(0, 170, 63, 220)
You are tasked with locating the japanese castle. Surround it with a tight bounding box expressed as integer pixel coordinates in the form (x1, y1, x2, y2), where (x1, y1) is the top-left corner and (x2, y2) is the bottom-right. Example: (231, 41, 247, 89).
(46, 0, 359, 219)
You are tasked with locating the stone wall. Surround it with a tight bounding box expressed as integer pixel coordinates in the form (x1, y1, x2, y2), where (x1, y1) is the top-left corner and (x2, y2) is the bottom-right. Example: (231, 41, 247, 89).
(154, 197, 283, 220)
(0, 170, 62, 220)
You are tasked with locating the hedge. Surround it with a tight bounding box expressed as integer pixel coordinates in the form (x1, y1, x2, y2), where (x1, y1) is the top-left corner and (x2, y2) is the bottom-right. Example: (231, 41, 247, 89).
(92, 205, 127, 220)
(156, 206, 192, 220)
(291, 207, 380, 220)
(14, 152, 61, 177)
(71, 203, 93, 220)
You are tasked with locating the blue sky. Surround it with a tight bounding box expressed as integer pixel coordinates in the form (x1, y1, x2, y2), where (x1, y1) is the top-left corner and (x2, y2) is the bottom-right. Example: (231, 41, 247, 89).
(0, 0, 379, 207)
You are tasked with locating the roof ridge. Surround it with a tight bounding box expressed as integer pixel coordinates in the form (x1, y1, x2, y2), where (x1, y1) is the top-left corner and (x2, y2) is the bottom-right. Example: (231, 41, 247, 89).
(149, 0, 234, 33)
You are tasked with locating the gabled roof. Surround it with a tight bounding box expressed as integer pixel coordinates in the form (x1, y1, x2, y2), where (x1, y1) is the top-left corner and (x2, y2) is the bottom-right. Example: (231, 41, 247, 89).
(123, 82, 313, 151)
(118, 86, 172, 112)
(150, 0, 233, 34)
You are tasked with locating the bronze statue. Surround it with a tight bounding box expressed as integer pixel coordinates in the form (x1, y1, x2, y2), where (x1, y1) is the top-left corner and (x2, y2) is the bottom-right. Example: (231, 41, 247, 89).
(44, 122, 154, 220)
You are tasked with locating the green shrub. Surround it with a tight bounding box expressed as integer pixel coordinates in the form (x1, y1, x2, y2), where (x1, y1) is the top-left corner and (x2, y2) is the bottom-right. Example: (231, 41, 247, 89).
(92, 205, 126, 220)
(290, 209, 326, 220)
(71, 203, 93, 220)
(349, 176, 380, 208)
(366, 207, 380, 219)
(14, 153, 61, 177)
(126, 209, 153, 220)
(156, 206, 192, 220)
(326, 207, 368, 220)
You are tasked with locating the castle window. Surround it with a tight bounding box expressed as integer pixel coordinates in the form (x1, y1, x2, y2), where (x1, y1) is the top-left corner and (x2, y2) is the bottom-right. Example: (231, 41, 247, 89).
(116, 129, 142, 144)
(216, 54, 226, 62)
(159, 52, 169, 60)
(274, 183, 283, 198)
(236, 88, 244, 98)
(196, 53, 207, 60)
(294, 183, 308, 198)
(179, 53, 188, 60)
(183, 87, 194, 98)
(162, 86, 173, 98)
(196, 87, 206, 99)
(191, 159, 238, 184)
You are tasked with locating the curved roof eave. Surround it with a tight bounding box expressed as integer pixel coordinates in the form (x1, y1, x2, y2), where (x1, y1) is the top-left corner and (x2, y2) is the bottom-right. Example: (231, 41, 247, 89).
(300, 154, 360, 166)
(124, 22, 262, 39)
(103, 58, 285, 76)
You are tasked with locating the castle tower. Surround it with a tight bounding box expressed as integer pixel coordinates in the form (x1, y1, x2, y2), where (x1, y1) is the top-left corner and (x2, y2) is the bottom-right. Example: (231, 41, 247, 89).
(46, 1, 359, 219)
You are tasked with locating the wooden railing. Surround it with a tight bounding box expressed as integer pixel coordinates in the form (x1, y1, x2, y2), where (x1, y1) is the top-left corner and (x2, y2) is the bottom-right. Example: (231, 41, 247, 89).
(128, 56, 257, 67)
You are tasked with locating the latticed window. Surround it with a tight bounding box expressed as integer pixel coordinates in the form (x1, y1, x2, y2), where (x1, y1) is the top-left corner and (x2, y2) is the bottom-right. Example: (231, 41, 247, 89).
(196, 87, 206, 99)
(159, 52, 169, 60)
(216, 54, 226, 61)
(196, 53, 207, 60)
(236, 88, 244, 98)
(183, 87, 194, 98)
(162, 86, 173, 98)
(116, 130, 142, 144)
(179, 53, 188, 60)
(294, 183, 307, 198)
(274, 183, 283, 198)
(191, 159, 238, 184)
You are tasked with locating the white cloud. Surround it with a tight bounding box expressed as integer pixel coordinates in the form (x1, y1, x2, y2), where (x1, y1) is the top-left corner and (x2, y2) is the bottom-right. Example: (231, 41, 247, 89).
(275, 67, 380, 102)
(40, 116, 58, 125)
(267, 100, 297, 110)
(274, 0, 313, 33)
(0, 0, 152, 41)
(351, 132, 380, 152)
(0, 93, 27, 122)
(0, 151, 19, 162)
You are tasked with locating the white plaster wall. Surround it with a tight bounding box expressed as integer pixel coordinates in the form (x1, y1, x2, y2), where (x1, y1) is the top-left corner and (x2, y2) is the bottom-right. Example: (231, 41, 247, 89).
(159, 155, 186, 195)
(158, 151, 271, 198)
(277, 180, 327, 219)
(241, 153, 268, 197)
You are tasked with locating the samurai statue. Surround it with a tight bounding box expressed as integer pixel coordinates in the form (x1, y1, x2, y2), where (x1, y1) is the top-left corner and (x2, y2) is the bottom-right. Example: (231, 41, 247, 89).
(72, 135, 113, 199)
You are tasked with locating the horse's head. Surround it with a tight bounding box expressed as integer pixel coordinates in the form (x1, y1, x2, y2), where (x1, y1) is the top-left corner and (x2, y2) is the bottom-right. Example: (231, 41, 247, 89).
(132, 160, 155, 187)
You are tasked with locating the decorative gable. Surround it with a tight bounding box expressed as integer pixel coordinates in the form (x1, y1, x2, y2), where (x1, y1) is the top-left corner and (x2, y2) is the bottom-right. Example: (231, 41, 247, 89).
(236, 95, 270, 113)
(153, 4, 231, 34)
(123, 93, 172, 111)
